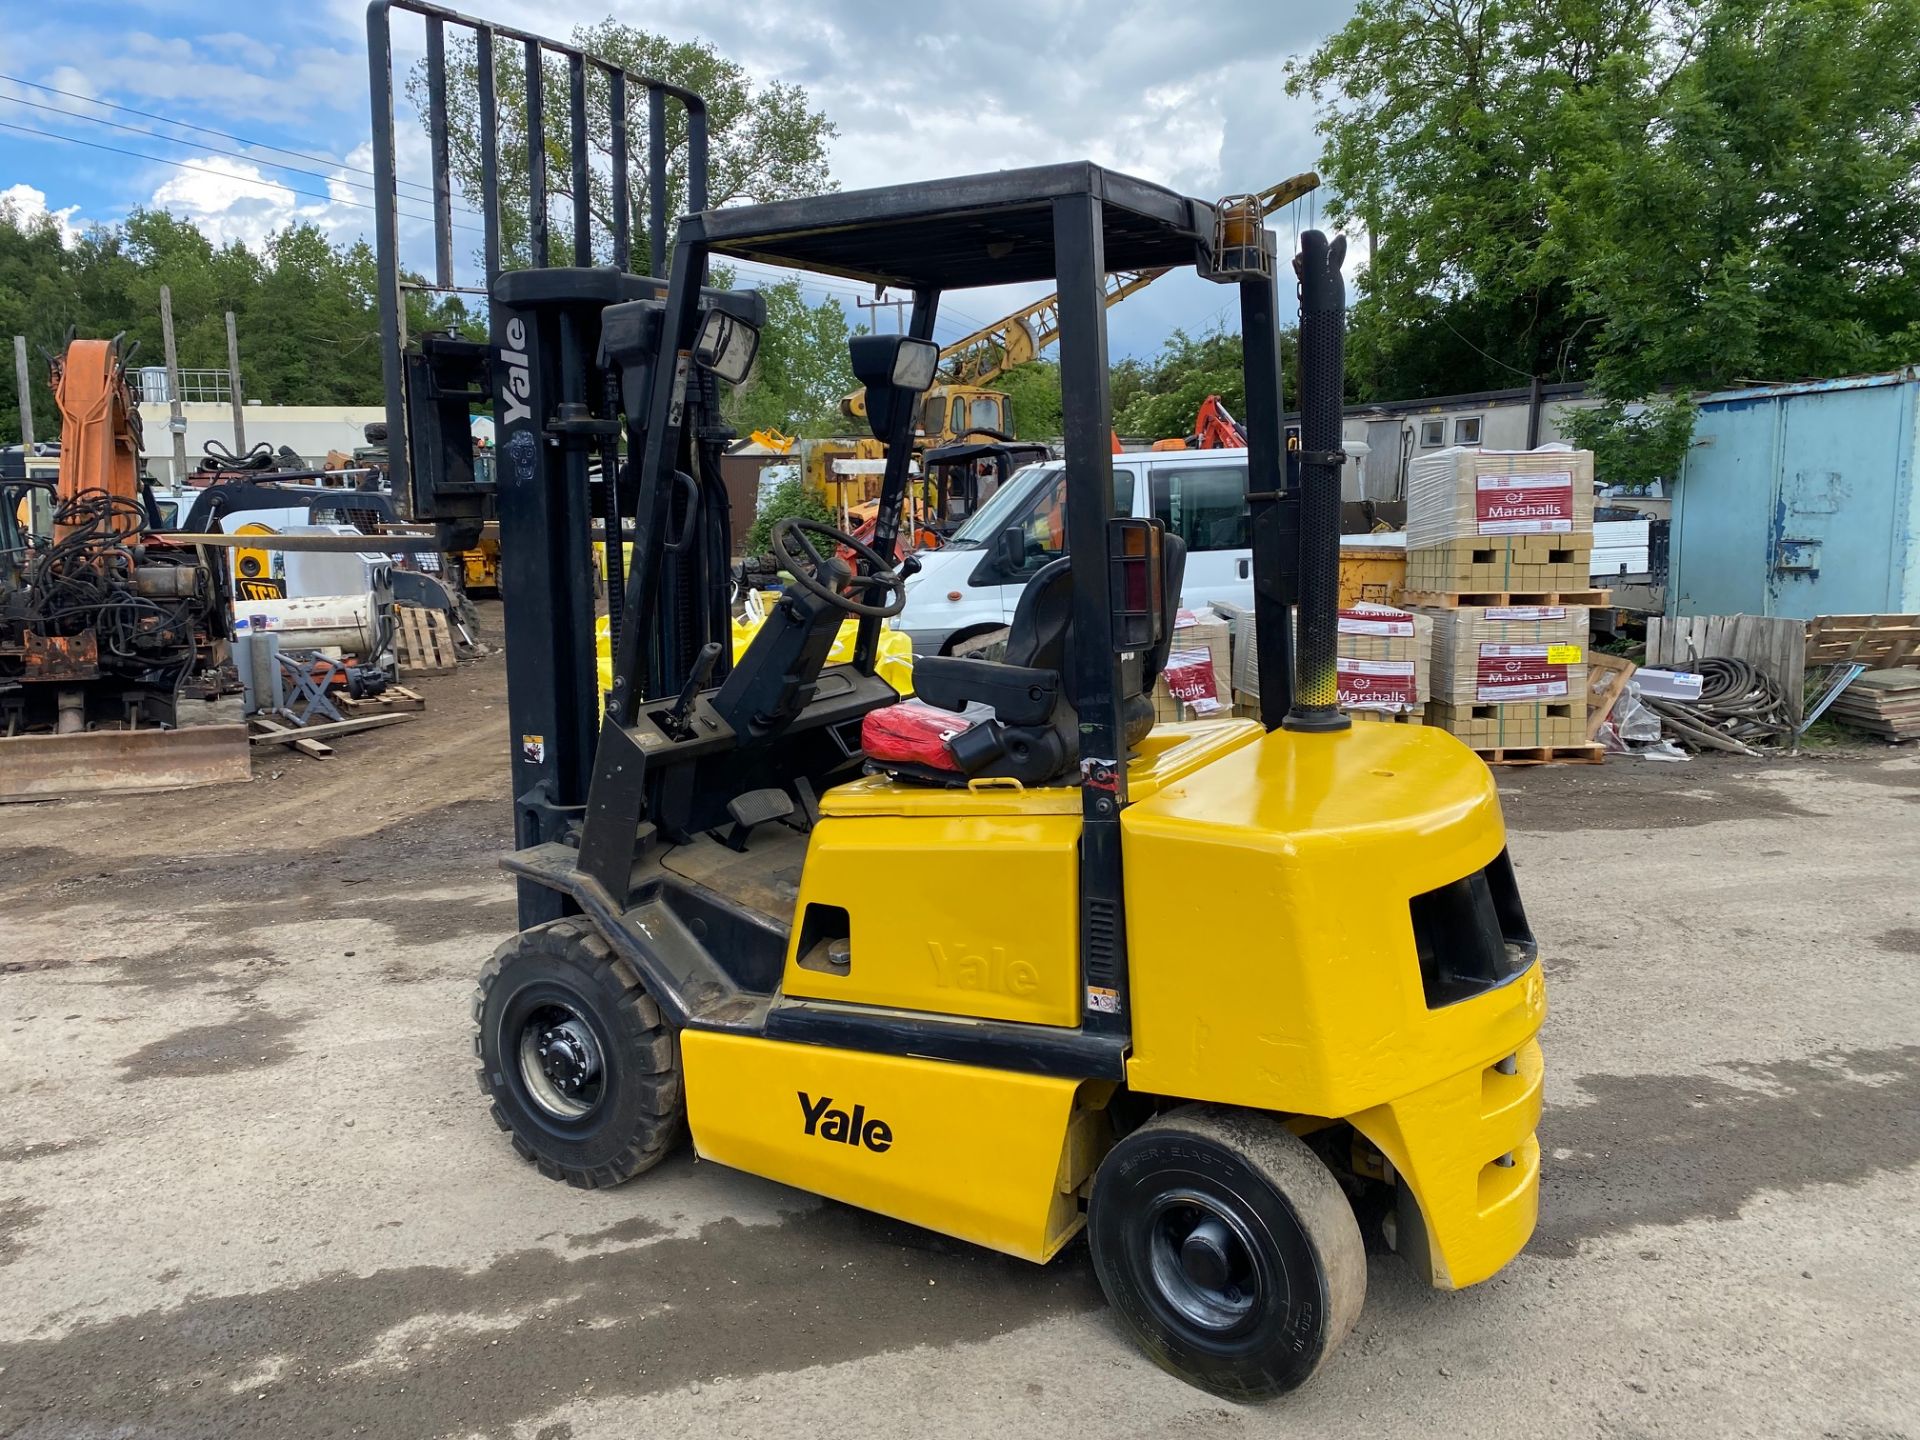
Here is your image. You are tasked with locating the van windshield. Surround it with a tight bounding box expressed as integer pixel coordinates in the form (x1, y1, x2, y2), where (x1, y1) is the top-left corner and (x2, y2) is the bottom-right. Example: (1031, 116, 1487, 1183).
(945, 463, 1056, 548)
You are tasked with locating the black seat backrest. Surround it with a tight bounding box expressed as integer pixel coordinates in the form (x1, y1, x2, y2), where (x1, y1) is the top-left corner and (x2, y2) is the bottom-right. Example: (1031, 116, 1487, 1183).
(1005, 556, 1076, 671)
(1001, 535, 1185, 697)
(898, 529, 1187, 786)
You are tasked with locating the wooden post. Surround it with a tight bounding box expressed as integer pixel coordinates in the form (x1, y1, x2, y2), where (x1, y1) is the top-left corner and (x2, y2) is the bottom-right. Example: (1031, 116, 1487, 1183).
(11, 335, 31, 451)
(224, 310, 246, 451)
(160, 287, 190, 486)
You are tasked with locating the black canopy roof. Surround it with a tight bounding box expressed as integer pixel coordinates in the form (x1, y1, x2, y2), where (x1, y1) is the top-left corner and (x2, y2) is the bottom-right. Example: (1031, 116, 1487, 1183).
(922, 440, 1052, 468)
(694, 162, 1217, 291)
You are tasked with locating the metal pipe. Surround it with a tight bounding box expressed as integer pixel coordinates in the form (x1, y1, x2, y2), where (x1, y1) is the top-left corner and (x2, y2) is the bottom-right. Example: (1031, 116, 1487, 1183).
(224, 311, 247, 452)
(647, 88, 668, 277)
(607, 69, 630, 272)
(426, 17, 454, 289)
(1285, 230, 1350, 733)
(568, 53, 590, 265)
(475, 27, 501, 283)
(525, 38, 547, 267)
(364, 2, 410, 514)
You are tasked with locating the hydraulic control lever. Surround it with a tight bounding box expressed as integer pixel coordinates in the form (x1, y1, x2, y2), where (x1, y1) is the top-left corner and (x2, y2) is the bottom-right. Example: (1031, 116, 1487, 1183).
(660, 641, 723, 739)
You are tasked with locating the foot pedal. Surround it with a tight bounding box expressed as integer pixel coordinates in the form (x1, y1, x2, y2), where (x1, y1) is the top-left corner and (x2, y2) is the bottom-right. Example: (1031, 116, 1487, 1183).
(720, 788, 794, 852)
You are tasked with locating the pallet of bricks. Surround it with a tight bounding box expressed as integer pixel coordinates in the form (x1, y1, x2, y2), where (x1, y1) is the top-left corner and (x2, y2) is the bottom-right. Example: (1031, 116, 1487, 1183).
(1337, 603, 1431, 723)
(1403, 446, 1605, 764)
(1214, 602, 1432, 722)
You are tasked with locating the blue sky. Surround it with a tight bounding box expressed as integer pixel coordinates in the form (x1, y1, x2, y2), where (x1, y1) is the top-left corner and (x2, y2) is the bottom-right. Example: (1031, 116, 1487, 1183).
(0, 0, 1353, 361)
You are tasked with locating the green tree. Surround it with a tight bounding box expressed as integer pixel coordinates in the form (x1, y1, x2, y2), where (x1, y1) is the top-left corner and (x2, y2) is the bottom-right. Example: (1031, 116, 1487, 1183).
(413, 20, 837, 272)
(998, 361, 1061, 440)
(1113, 327, 1301, 440)
(1287, 0, 1676, 399)
(724, 278, 855, 436)
(1560, 397, 1696, 494)
(0, 203, 476, 447)
(1564, 0, 1920, 397)
(743, 473, 830, 558)
(1289, 0, 1920, 434)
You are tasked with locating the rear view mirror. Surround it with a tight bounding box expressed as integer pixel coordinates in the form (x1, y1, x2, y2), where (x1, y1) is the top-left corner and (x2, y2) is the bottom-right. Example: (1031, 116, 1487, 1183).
(887, 337, 939, 391)
(849, 334, 942, 441)
(996, 525, 1025, 574)
(693, 308, 760, 385)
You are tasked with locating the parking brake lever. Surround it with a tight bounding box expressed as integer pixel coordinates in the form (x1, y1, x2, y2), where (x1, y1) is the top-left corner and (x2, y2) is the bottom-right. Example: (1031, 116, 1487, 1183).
(661, 641, 723, 739)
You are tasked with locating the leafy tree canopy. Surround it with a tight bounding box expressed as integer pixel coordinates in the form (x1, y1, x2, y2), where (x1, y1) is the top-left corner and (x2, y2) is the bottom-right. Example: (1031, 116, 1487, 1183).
(413, 18, 836, 273)
(998, 362, 1062, 441)
(723, 278, 857, 437)
(0, 204, 471, 448)
(1113, 327, 1302, 441)
(1288, 0, 1920, 409)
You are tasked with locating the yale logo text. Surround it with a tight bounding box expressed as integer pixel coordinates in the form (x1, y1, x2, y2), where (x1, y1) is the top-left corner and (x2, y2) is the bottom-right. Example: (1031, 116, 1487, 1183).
(500, 317, 532, 426)
(798, 1092, 893, 1152)
(928, 942, 1038, 996)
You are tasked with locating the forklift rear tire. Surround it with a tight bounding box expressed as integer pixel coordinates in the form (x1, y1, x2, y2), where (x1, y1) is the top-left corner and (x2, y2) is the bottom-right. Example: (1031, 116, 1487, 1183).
(473, 917, 683, 1188)
(1088, 1105, 1366, 1401)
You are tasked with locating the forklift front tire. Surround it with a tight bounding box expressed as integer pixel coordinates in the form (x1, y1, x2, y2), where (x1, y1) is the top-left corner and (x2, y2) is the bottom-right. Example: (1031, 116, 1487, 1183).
(473, 918, 684, 1188)
(1088, 1105, 1366, 1401)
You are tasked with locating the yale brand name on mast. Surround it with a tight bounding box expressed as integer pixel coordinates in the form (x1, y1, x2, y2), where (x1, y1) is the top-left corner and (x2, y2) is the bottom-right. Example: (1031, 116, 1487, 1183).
(798, 1092, 893, 1152)
(500, 317, 532, 426)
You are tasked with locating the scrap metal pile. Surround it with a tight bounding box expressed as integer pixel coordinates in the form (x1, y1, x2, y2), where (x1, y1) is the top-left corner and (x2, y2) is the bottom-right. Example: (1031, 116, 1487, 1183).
(1643, 656, 1796, 756)
(1, 337, 224, 735)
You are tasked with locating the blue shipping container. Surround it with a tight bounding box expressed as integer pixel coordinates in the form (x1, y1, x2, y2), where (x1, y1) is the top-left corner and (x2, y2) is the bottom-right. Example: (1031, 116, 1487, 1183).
(1672, 368, 1920, 619)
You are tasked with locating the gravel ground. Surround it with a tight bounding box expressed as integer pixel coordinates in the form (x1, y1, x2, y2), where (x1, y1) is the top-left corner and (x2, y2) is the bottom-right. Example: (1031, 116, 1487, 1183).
(2, 626, 1916, 1440)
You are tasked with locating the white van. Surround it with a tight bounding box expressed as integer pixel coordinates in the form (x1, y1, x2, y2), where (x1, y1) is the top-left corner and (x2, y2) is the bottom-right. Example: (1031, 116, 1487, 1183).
(897, 448, 1258, 657)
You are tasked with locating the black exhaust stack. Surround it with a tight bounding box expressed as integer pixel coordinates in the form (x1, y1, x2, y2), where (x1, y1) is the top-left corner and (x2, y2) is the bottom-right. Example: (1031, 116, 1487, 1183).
(1285, 230, 1351, 733)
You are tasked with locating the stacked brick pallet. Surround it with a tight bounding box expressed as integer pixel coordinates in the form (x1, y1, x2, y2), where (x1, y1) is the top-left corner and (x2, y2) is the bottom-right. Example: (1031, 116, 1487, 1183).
(1337, 603, 1432, 723)
(1216, 602, 1432, 721)
(1402, 447, 1606, 764)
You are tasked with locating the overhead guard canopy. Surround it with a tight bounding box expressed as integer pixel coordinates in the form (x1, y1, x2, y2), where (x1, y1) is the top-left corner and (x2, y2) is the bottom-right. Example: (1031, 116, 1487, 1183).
(694, 163, 1217, 291)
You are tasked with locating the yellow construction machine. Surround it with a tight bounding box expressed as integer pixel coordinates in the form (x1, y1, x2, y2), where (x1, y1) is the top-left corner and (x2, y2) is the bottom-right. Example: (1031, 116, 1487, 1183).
(371, 3, 1538, 1401)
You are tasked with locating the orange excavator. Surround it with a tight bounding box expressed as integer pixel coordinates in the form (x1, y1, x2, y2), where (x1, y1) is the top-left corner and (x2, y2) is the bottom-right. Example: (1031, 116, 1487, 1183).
(1150, 394, 1248, 451)
(0, 336, 242, 796)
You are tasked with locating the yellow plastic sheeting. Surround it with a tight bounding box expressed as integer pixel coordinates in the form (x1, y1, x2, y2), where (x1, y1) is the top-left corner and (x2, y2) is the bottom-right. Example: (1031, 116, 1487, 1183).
(595, 609, 914, 698)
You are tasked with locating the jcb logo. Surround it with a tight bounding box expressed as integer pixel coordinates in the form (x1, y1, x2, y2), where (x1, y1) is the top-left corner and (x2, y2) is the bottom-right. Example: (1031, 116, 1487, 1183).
(798, 1092, 893, 1153)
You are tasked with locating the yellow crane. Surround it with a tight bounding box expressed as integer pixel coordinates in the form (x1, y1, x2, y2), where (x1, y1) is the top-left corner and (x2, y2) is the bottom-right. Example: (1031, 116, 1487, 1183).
(841, 171, 1321, 442)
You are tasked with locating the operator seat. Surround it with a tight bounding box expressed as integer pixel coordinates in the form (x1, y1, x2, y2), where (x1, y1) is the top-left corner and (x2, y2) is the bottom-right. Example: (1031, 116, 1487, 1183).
(886, 534, 1186, 786)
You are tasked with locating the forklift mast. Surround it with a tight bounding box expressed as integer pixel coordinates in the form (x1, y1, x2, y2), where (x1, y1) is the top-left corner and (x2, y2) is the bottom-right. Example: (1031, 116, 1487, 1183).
(366, 1, 760, 922)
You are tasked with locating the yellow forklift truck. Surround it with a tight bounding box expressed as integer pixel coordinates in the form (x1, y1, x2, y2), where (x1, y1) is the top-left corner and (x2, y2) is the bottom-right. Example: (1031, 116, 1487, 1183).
(370, 3, 1544, 1398)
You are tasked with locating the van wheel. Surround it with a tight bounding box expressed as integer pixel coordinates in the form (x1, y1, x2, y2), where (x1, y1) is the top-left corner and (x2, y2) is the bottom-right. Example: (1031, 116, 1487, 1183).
(1088, 1105, 1366, 1400)
(473, 918, 683, 1188)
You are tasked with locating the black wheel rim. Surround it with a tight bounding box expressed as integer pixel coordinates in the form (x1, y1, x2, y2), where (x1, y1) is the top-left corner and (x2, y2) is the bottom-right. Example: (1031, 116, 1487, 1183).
(511, 995, 608, 1122)
(1142, 1188, 1274, 1341)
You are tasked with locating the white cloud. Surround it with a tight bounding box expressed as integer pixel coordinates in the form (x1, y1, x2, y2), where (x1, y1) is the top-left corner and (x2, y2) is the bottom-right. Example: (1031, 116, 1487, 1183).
(0, 183, 87, 244)
(149, 154, 364, 252)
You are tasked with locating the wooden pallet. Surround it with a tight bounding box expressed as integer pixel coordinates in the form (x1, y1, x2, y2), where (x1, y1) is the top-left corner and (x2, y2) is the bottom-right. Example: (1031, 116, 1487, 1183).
(1827, 668, 1920, 741)
(248, 712, 417, 759)
(1806, 614, 1920, 669)
(335, 685, 426, 717)
(395, 606, 457, 676)
(1400, 588, 1613, 609)
(1474, 742, 1606, 767)
(1584, 653, 1637, 741)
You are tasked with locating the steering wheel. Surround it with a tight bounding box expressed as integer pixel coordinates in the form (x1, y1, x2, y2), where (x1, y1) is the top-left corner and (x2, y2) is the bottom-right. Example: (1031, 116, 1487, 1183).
(771, 517, 908, 619)
(959, 427, 1015, 443)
